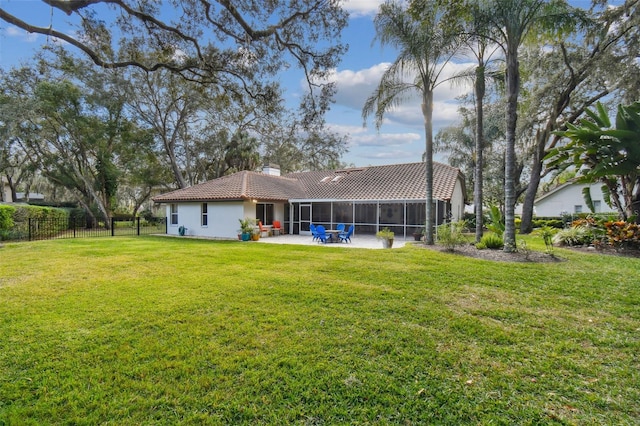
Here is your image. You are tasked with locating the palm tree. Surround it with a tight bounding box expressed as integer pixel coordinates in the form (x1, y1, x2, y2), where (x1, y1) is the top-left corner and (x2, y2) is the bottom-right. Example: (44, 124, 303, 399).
(452, 38, 502, 243)
(473, 0, 575, 252)
(363, 0, 462, 245)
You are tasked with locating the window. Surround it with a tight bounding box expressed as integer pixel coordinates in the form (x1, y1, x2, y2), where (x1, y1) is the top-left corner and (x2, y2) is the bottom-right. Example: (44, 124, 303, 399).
(256, 203, 274, 225)
(170, 204, 178, 225)
(593, 200, 601, 213)
(201, 203, 208, 226)
(574, 205, 582, 214)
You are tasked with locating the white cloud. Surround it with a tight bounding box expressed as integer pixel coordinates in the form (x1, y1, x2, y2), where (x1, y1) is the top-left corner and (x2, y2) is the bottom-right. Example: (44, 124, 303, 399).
(330, 60, 475, 116)
(358, 149, 419, 161)
(340, 0, 385, 17)
(352, 132, 421, 147)
(5, 26, 39, 43)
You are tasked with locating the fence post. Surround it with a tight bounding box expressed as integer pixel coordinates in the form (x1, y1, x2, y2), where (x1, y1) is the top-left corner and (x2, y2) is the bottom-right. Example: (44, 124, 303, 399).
(111, 217, 115, 236)
(137, 217, 140, 236)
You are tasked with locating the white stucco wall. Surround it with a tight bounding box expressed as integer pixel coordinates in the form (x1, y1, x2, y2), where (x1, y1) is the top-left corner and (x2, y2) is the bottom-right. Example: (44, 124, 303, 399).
(451, 178, 465, 221)
(165, 202, 245, 239)
(535, 183, 617, 217)
(164, 201, 287, 239)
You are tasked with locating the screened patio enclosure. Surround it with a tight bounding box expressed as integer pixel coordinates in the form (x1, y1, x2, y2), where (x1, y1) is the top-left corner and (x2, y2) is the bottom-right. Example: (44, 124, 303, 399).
(284, 200, 451, 239)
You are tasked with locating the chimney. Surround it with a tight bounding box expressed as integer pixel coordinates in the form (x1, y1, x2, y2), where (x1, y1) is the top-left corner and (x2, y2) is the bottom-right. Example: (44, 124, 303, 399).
(262, 163, 280, 176)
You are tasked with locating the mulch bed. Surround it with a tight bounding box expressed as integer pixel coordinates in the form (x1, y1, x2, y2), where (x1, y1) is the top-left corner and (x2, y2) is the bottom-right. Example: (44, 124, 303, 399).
(560, 244, 640, 259)
(416, 243, 564, 263)
(417, 242, 640, 262)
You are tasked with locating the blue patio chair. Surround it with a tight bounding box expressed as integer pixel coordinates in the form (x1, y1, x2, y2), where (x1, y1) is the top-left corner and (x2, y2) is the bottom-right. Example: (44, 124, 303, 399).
(310, 223, 319, 241)
(338, 225, 354, 243)
(315, 225, 332, 243)
(336, 223, 345, 232)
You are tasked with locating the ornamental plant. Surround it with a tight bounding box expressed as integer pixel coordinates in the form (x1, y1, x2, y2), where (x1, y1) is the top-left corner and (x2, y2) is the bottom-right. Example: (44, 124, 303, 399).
(436, 220, 467, 251)
(604, 221, 640, 250)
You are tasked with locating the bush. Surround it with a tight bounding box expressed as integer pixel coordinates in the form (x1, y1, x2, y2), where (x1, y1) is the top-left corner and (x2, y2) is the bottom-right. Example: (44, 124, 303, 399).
(486, 205, 504, 237)
(0, 205, 16, 230)
(0, 205, 70, 241)
(532, 219, 563, 229)
(552, 226, 593, 246)
(436, 221, 467, 251)
(478, 232, 503, 250)
(604, 221, 640, 250)
(538, 226, 556, 255)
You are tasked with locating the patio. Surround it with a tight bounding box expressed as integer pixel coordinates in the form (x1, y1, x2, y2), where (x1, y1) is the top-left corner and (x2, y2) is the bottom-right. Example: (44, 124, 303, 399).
(256, 233, 409, 249)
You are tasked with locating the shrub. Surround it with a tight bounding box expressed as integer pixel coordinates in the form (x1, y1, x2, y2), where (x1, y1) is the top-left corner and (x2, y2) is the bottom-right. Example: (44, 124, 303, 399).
(436, 221, 467, 251)
(532, 219, 563, 229)
(479, 232, 503, 250)
(486, 205, 504, 237)
(0, 205, 16, 230)
(0, 205, 69, 241)
(539, 226, 556, 255)
(604, 221, 640, 250)
(552, 226, 593, 246)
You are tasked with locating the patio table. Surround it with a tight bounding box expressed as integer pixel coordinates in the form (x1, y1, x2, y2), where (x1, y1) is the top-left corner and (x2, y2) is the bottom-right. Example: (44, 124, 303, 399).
(326, 229, 340, 242)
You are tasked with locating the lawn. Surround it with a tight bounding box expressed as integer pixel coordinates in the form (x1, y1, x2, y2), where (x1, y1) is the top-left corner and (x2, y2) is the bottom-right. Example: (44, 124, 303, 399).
(0, 236, 638, 425)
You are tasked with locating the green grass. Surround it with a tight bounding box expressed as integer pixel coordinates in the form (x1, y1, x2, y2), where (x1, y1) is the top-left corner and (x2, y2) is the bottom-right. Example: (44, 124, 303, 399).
(1, 236, 638, 425)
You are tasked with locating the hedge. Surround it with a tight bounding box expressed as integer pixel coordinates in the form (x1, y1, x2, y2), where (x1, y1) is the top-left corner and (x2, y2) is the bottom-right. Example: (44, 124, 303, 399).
(0, 204, 70, 241)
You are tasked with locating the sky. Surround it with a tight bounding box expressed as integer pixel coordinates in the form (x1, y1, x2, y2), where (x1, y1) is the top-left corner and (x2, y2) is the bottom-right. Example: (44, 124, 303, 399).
(0, 0, 479, 167)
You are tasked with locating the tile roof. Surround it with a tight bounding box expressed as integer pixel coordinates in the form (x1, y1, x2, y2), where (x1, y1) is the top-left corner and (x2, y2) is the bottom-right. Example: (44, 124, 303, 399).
(153, 162, 464, 203)
(152, 171, 306, 202)
(285, 162, 462, 201)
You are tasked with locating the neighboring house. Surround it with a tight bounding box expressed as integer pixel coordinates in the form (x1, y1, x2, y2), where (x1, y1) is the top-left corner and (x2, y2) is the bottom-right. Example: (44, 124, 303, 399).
(534, 182, 618, 217)
(15, 192, 45, 202)
(153, 162, 466, 239)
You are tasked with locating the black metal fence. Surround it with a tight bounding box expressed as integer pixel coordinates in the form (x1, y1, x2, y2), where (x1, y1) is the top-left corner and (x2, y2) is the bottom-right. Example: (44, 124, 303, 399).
(2, 217, 166, 242)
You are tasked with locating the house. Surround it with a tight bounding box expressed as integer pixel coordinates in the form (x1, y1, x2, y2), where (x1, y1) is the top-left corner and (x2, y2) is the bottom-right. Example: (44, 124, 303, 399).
(152, 162, 466, 239)
(534, 182, 618, 217)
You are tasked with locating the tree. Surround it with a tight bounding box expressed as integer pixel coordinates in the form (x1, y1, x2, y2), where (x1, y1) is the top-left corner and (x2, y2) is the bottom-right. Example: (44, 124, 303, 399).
(435, 99, 505, 205)
(473, 0, 577, 252)
(224, 131, 261, 173)
(124, 65, 209, 189)
(444, 6, 503, 242)
(518, 0, 640, 233)
(547, 102, 640, 222)
(0, 0, 347, 124)
(363, 0, 462, 245)
(2, 57, 154, 227)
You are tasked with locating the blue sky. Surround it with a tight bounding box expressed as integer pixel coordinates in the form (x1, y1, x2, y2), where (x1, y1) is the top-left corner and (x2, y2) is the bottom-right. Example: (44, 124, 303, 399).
(0, 0, 481, 167)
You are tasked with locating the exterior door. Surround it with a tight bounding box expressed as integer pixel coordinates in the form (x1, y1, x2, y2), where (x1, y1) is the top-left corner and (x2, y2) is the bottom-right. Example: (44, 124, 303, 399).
(300, 204, 312, 235)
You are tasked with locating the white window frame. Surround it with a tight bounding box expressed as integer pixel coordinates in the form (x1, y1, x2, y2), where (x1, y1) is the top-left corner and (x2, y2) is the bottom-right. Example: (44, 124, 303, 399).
(201, 203, 208, 227)
(170, 203, 178, 225)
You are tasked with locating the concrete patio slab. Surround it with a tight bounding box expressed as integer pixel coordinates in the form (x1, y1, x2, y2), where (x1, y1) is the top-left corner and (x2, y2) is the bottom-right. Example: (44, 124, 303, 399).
(256, 234, 409, 249)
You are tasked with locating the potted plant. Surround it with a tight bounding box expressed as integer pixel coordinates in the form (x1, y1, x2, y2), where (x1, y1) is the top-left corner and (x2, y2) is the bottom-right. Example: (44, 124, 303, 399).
(376, 227, 394, 248)
(251, 228, 261, 241)
(412, 227, 425, 241)
(238, 218, 254, 241)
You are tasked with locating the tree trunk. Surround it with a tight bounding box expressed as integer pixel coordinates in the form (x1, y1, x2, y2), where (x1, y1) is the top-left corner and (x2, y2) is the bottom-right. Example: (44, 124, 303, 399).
(474, 66, 485, 243)
(520, 129, 546, 234)
(504, 47, 519, 253)
(423, 91, 435, 245)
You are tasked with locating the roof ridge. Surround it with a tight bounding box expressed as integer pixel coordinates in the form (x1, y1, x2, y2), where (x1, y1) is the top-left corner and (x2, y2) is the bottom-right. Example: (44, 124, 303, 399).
(240, 171, 249, 198)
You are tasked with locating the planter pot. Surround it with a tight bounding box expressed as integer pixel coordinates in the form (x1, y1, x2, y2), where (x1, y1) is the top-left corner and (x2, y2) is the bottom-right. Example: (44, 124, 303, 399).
(251, 233, 260, 241)
(241, 232, 251, 241)
(413, 233, 423, 241)
(381, 238, 394, 248)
